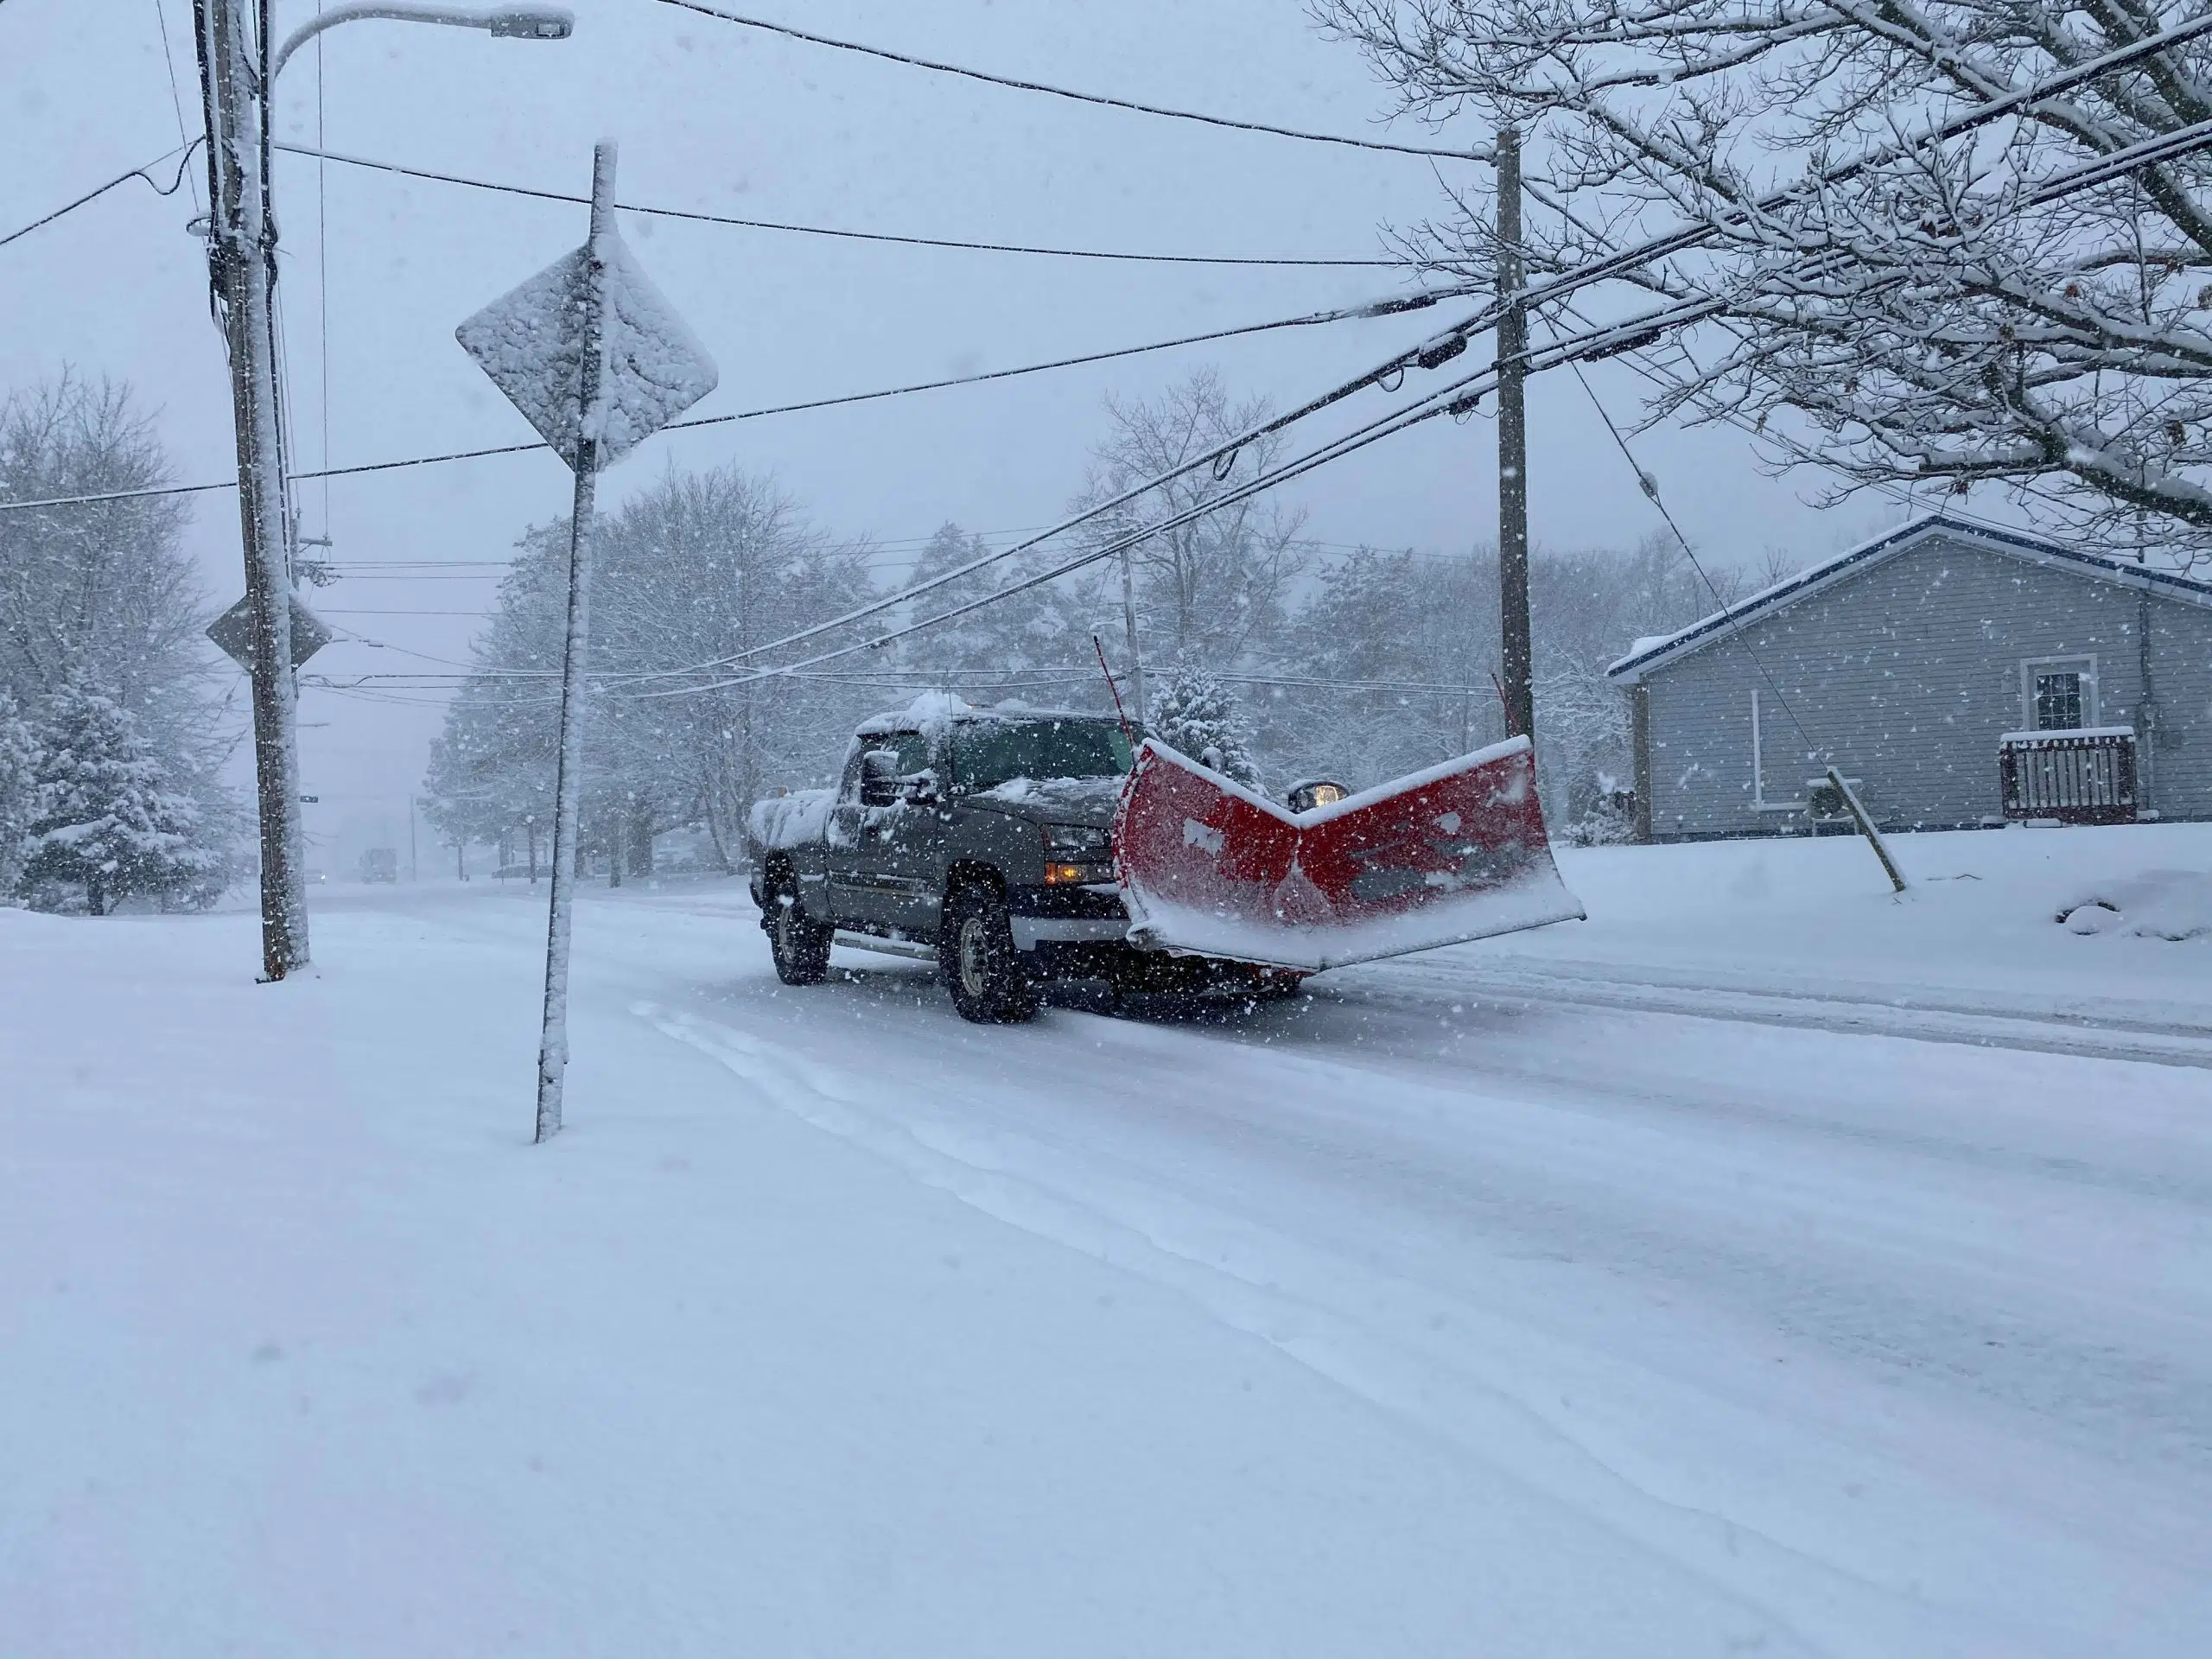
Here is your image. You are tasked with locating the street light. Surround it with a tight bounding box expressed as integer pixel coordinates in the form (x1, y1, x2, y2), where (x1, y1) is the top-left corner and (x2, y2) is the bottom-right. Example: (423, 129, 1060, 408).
(192, 0, 574, 980)
(272, 5, 574, 83)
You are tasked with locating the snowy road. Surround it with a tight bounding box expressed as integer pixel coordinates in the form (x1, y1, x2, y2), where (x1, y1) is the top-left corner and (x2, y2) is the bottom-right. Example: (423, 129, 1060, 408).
(7, 838, 2209, 1656)
(501, 876, 2210, 1654)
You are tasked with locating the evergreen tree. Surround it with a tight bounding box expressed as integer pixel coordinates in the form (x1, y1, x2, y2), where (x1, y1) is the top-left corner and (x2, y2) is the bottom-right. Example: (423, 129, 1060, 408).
(21, 677, 224, 914)
(0, 690, 36, 899)
(1149, 662, 1262, 791)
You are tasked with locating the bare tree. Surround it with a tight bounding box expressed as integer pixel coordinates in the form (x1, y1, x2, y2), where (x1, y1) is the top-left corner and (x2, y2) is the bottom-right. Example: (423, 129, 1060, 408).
(1316, 0, 2212, 563)
(1073, 369, 1309, 665)
(424, 466, 877, 874)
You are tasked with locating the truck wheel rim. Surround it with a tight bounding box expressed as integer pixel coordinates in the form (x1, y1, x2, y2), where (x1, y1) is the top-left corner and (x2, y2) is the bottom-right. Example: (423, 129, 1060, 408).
(959, 917, 988, 995)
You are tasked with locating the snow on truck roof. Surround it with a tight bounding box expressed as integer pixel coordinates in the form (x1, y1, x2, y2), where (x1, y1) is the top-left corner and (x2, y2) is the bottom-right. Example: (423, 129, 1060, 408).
(854, 693, 1113, 738)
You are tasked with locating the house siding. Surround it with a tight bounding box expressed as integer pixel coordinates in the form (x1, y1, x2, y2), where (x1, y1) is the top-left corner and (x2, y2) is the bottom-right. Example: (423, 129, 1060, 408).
(1637, 532, 2212, 838)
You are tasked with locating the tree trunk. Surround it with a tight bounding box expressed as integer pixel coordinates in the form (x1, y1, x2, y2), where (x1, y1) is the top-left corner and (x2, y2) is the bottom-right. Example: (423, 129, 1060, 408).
(86, 870, 106, 916)
(630, 808, 656, 877)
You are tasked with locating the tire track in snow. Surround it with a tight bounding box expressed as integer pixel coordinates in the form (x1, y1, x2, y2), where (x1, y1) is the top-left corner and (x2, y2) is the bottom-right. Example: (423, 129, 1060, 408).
(632, 998, 2138, 1659)
(1339, 959, 2212, 1070)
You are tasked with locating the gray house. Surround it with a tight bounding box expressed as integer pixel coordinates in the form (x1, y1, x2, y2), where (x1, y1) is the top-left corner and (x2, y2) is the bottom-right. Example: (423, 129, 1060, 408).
(1605, 515, 2212, 840)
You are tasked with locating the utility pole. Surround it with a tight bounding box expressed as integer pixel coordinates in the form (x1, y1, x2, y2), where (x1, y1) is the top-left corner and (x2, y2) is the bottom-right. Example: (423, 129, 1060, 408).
(409, 794, 420, 882)
(1119, 547, 1147, 726)
(194, 0, 309, 979)
(1495, 127, 1534, 746)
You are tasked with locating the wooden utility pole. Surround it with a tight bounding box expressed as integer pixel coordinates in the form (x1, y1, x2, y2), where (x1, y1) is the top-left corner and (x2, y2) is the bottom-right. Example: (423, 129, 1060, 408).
(1495, 127, 1534, 745)
(1119, 547, 1147, 726)
(194, 0, 310, 978)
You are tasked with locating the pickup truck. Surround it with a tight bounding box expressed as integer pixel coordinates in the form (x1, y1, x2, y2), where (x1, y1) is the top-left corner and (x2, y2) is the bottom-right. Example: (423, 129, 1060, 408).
(746, 700, 1303, 1022)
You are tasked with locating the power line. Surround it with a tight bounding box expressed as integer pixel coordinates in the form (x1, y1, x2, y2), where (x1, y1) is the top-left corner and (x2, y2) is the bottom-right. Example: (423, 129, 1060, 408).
(0, 144, 200, 252)
(650, 1, 1485, 162)
(149, 0, 204, 216)
(1563, 353, 1819, 754)
(633, 351, 1500, 699)
(617, 286, 1745, 692)
(274, 142, 1401, 268)
(0, 289, 1445, 516)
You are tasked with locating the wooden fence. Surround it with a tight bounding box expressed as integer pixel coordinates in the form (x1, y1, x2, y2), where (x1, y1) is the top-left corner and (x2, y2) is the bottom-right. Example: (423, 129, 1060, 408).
(1999, 728, 2138, 825)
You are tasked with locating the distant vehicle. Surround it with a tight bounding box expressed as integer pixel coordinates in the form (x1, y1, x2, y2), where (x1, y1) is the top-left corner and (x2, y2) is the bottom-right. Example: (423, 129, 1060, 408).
(359, 848, 398, 884)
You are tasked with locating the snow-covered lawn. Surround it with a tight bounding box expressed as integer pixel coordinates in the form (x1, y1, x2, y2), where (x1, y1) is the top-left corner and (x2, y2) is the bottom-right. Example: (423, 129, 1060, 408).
(3, 824, 2208, 1656)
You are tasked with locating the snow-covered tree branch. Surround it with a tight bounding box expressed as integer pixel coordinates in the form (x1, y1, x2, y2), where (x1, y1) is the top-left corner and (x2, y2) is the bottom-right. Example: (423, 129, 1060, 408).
(1317, 0, 2212, 563)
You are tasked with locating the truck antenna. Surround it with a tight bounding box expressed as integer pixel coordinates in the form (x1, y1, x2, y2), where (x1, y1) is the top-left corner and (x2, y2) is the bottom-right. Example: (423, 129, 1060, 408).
(1092, 634, 1136, 748)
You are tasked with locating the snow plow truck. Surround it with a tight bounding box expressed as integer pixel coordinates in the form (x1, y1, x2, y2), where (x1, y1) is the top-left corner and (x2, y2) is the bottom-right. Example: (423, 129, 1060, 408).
(746, 696, 1583, 1024)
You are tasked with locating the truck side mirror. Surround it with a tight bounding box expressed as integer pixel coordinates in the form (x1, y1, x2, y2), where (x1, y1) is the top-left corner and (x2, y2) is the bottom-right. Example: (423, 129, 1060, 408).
(859, 748, 901, 807)
(902, 769, 941, 805)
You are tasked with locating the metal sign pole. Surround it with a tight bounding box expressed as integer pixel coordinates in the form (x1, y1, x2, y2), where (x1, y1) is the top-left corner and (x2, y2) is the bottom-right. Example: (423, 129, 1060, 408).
(535, 141, 617, 1145)
(459, 135, 714, 1143)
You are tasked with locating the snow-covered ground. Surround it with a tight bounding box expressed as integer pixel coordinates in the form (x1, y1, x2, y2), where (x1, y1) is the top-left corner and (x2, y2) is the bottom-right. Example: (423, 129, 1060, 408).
(3, 823, 2208, 1656)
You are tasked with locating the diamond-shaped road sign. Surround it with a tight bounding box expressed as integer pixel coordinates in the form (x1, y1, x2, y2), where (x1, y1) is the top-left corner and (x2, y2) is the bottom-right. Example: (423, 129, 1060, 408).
(207, 591, 332, 671)
(456, 232, 718, 474)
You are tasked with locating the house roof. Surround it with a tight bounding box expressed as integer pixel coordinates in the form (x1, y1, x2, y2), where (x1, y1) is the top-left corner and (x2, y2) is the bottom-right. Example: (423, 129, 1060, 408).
(1605, 513, 2212, 683)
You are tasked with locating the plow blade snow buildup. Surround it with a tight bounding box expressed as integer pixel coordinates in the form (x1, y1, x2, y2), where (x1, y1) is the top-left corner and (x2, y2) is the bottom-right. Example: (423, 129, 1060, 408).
(1112, 738, 1585, 973)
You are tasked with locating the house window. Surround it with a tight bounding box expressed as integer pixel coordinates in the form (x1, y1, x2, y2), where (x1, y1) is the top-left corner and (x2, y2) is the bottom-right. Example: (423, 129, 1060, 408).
(2034, 670, 2082, 731)
(2020, 656, 2096, 732)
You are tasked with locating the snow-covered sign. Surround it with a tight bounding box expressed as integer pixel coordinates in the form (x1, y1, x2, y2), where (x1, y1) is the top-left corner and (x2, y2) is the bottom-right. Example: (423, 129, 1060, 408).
(206, 592, 331, 671)
(455, 234, 718, 474)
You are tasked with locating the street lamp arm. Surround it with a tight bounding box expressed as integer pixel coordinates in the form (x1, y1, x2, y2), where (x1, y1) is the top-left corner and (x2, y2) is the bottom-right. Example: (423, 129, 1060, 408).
(271, 3, 572, 83)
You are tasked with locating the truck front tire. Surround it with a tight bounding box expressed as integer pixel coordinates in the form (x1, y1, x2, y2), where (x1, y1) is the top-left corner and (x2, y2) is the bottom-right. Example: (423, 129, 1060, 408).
(766, 876, 832, 985)
(941, 883, 1039, 1024)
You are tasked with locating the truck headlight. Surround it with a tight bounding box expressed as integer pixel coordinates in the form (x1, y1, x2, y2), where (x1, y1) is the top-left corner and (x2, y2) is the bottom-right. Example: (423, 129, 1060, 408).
(1042, 823, 1109, 854)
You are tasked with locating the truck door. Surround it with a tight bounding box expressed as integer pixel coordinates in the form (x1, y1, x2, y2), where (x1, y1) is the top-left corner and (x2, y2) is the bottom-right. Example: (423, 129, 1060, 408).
(837, 731, 935, 935)
(879, 730, 948, 940)
(825, 744, 874, 927)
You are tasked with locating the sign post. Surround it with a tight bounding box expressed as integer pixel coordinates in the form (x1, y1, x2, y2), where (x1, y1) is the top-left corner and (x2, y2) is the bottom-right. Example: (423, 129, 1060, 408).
(457, 139, 717, 1142)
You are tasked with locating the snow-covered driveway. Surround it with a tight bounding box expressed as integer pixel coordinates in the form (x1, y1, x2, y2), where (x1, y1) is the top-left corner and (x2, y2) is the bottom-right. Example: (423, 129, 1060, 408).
(4, 825, 2208, 1656)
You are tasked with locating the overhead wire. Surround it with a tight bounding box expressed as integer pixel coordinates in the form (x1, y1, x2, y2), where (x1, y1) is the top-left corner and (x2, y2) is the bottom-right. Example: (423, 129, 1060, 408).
(272, 142, 1402, 267)
(0, 285, 1448, 516)
(0, 143, 202, 252)
(615, 285, 1748, 692)
(1564, 351, 1821, 753)
(648, 1, 1484, 161)
(150, 0, 204, 215)
(627, 349, 1517, 698)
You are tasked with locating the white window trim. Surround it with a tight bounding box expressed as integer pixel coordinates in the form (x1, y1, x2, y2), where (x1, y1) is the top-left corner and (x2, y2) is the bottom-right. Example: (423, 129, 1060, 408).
(2019, 653, 2099, 732)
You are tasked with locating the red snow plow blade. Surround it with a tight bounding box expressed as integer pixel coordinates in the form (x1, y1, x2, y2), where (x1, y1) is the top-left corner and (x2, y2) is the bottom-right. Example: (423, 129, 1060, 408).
(1111, 738, 1584, 973)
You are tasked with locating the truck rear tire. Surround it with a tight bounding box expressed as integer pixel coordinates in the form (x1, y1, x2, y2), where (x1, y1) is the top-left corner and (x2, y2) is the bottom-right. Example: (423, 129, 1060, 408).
(941, 883, 1039, 1024)
(765, 876, 832, 985)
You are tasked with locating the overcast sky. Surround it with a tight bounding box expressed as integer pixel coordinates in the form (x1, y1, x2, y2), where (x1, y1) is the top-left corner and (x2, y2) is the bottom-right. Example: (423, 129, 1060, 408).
(4, 0, 1916, 867)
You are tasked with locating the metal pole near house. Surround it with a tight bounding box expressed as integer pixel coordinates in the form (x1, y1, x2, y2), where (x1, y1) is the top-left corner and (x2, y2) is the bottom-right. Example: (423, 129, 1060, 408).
(531, 141, 617, 1143)
(194, 0, 309, 980)
(1495, 126, 1534, 747)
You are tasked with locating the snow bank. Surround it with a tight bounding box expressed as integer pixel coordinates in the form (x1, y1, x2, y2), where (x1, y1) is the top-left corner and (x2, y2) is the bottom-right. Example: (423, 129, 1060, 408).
(746, 787, 833, 851)
(2056, 868, 2212, 941)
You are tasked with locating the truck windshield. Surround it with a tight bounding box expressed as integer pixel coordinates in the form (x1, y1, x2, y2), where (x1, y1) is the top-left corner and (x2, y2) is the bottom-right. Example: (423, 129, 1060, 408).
(953, 719, 1133, 790)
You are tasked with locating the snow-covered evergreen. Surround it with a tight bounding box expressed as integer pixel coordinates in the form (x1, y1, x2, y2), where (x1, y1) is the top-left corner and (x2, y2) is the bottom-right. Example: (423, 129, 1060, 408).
(1, 374, 243, 871)
(1149, 663, 1263, 791)
(0, 690, 36, 899)
(20, 677, 224, 914)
